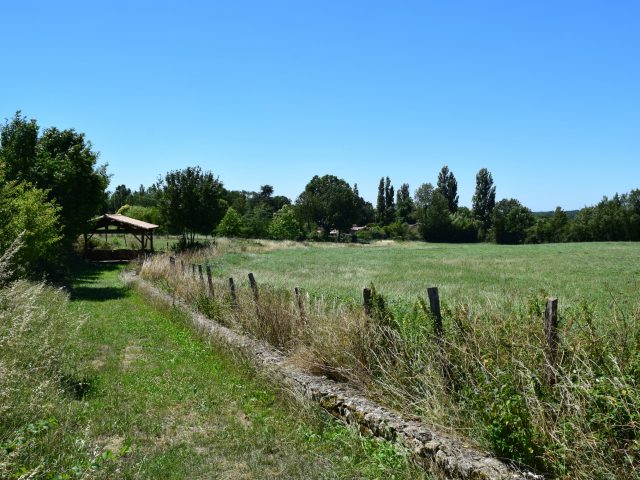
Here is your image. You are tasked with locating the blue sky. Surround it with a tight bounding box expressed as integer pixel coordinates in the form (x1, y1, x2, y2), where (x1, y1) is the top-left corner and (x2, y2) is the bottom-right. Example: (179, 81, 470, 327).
(2, 1, 639, 211)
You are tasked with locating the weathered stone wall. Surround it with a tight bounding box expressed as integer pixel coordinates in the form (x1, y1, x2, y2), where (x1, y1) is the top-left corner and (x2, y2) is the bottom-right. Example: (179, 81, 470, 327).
(129, 273, 542, 480)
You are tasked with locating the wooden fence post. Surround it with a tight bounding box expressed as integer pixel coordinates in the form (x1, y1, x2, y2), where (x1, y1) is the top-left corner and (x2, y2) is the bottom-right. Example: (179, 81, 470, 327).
(191, 264, 196, 276)
(180, 260, 185, 274)
(426, 287, 452, 390)
(198, 264, 204, 283)
(363, 287, 372, 317)
(248, 273, 259, 302)
(294, 287, 306, 324)
(169, 256, 175, 270)
(228, 277, 238, 307)
(545, 297, 559, 386)
(248, 273, 260, 318)
(206, 265, 214, 297)
(427, 287, 443, 338)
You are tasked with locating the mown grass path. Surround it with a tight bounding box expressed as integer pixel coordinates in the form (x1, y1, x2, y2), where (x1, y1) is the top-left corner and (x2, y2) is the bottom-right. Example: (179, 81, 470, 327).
(67, 263, 428, 479)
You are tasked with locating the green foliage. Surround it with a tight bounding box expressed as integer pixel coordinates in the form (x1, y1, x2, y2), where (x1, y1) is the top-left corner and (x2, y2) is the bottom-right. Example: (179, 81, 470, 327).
(436, 165, 459, 213)
(413, 182, 435, 210)
(240, 202, 272, 238)
(473, 379, 542, 467)
(217, 207, 244, 237)
(116, 204, 162, 228)
(0, 178, 62, 271)
(492, 198, 535, 244)
(376, 177, 386, 224)
(296, 174, 364, 232)
(368, 284, 395, 329)
(472, 168, 496, 234)
(526, 207, 569, 243)
(417, 190, 452, 242)
(384, 221, 413, 240)
(395, 183, 414, 224)
(269, 205, 303, 240)
(0, 112, 109, 244)
(158, 166, 227, 244)
(449, 207, 480, 242)
(568, 191, 640, 242)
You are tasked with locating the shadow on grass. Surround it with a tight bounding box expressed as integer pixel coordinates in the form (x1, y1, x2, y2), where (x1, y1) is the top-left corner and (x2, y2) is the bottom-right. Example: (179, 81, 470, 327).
(69, 261, 130, 302)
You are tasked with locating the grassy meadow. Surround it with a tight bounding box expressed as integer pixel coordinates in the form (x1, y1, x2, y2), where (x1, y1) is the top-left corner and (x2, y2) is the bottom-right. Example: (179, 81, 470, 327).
(199, 239, 640, 311)
(141, 238, 640, 479)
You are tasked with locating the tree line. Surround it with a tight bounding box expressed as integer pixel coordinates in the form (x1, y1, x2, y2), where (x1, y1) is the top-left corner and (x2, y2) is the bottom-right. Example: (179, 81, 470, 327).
(2, 111, 640, 272)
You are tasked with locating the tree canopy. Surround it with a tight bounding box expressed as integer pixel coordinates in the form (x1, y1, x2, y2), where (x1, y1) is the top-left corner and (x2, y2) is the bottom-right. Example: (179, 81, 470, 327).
(296, 175, 365, 233)
(436, 165, 459, 213)
(472, 168, 496, 234)
(0, 112, 109, 243)
(158, 166, 226, 244)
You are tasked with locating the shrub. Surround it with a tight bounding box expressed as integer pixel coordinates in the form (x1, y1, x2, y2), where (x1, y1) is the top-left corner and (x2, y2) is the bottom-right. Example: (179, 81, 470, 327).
(269, 205, 302, 240)
(0, 179, 62, 273)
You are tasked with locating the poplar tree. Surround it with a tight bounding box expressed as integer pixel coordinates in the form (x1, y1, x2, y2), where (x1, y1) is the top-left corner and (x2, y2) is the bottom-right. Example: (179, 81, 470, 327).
(384, 176, 395, 224)
(376, 177, 386, 224)
(436, 165, 459, 212)
(472, 167, 496, 232)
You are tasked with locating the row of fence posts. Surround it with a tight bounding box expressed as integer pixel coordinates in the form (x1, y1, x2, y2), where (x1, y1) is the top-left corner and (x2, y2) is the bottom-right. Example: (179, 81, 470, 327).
(168, 256, 304, 322)
(169, 256, 560, 387)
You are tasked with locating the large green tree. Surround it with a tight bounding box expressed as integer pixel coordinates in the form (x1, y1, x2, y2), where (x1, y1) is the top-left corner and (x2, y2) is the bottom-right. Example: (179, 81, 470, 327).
(384, 176, 395, 224)
(296, 175, 362, 233)
(472, 168, 496, 234)
(376, 177, 386, 224)
(158, 166, 226, 244)
(436, 165, 458, 212)
(416, 190, 452, 242)
(492, 198, 535, 244)
(0, 112, 109, 243)
(216, 207, 244, 237)
(395, 183, 414, 223)
(268, 205, 302, 240)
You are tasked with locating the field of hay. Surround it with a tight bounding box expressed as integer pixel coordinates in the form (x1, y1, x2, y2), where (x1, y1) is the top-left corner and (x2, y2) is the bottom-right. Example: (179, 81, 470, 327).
(202, 239, 640, 311)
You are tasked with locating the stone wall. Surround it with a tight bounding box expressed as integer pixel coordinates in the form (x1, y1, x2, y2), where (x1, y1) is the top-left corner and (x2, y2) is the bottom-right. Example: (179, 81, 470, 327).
(129, 273, 542, 480)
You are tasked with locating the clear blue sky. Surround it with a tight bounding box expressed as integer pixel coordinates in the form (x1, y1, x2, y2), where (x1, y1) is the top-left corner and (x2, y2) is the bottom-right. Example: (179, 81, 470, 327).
(2, 1, 639, 211)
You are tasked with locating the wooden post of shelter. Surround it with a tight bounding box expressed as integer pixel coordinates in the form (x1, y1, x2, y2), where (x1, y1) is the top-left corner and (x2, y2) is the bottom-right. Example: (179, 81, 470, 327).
(545, 297, 559, 386)
(85, 214, 159, 261)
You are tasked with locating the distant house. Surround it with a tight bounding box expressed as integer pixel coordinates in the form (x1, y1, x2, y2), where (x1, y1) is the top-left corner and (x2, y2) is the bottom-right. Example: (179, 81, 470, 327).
(350, 225, 367, 234)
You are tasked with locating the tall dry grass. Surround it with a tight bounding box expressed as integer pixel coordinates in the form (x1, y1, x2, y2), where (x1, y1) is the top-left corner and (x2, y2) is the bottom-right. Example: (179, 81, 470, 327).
(141, 251, 640, 479)
(0, 236, 87, 478)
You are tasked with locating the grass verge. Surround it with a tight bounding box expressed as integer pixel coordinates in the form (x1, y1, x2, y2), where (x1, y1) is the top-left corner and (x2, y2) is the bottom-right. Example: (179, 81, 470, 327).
(1, 260, 429, 479)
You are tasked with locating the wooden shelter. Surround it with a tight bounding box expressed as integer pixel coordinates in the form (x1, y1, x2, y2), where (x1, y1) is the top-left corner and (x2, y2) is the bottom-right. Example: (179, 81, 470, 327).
(86, 214, 159, 253)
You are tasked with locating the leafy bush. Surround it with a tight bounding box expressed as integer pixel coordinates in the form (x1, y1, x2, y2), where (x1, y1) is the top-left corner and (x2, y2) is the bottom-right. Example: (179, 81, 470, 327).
(217, 207, 243, 237)
(269, 205, 302, 240)
(0, 179, 62, 273)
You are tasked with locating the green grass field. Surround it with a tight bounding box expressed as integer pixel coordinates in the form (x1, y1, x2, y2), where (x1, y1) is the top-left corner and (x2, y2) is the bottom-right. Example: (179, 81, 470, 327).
(205, 240, 640, 313)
